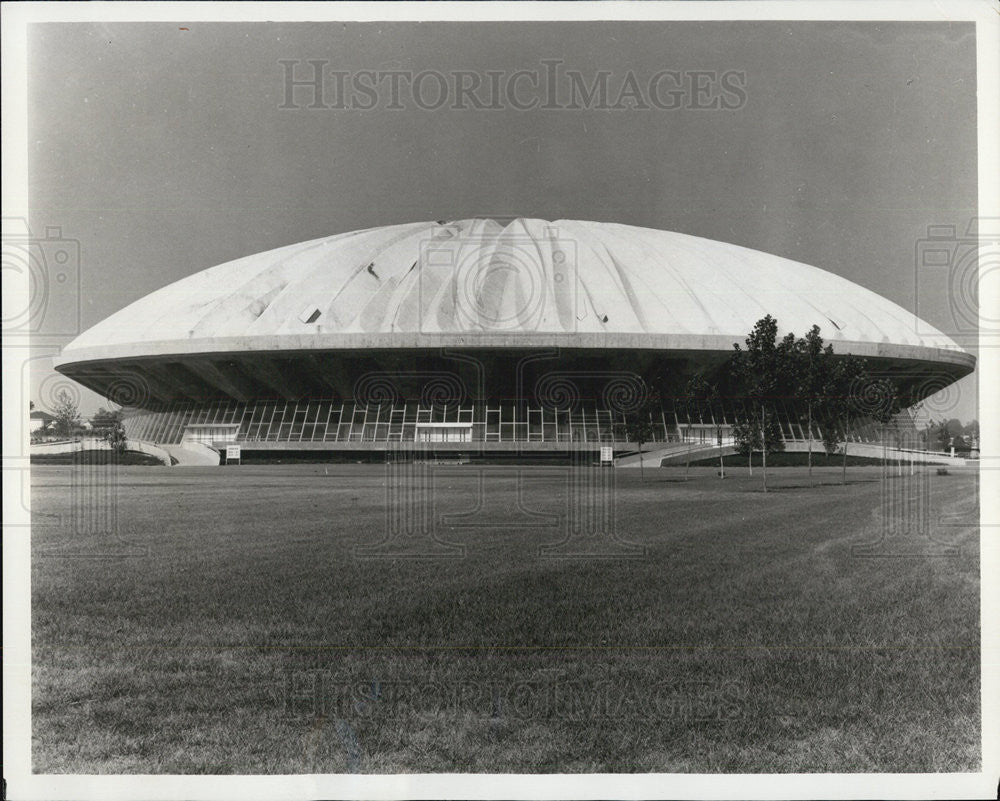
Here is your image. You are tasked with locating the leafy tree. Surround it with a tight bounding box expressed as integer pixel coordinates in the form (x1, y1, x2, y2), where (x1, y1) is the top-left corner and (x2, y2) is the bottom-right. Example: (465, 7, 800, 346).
(816, 354, 868, 485)
(731, 414, 761, 457)
(619, 391, 660, 482)
(51, 390, 81, 438)
(730, 315, 790, 493)
(849, 375, 901, 476)
(917, 419, 933, 450)
(790, 325, 836, 479)
(104, 418, 128, 454)
(674, 378, 698, 480)
(935, 419, 953, 452)
(91, 407, 123, 432)
(919, 418, 949, 452)
(687, 373, 728, 478)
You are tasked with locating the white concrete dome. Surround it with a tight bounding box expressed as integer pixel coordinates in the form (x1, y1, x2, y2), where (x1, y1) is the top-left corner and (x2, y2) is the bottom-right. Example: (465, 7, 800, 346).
(54, 218, 974, 404)
(58, 218, 967, 358)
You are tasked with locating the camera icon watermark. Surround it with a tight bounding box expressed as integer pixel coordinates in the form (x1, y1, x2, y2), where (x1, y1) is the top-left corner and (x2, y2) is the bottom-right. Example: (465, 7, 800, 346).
(418, 221, 578, 336)
(914, 217, 999, 347)
(2, 217, 82, 346)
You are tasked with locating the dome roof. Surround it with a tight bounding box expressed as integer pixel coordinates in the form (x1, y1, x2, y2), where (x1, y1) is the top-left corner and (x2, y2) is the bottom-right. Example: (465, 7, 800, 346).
(56, 218, 970, 367)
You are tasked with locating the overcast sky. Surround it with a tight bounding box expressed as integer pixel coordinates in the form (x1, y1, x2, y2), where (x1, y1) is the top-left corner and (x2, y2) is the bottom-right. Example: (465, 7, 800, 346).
(27, 20, 979, 421)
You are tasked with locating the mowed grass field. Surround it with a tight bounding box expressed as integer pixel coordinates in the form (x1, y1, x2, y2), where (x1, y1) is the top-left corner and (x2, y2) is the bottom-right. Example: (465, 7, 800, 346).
(30, 463, 980, 773)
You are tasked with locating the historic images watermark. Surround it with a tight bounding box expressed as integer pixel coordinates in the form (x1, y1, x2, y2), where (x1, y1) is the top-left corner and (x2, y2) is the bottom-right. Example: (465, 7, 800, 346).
(282, 670, 744, 724)
(914, 216, 999, 348)
(2, 217, 82, 347)
(349, 361, 649, 561)
(283, 670, 744, 771)
(417, 222, 579, 334)
(279, 60, 748, 112)
(355, 443, 646, 562)
(845, 369, 973, 559)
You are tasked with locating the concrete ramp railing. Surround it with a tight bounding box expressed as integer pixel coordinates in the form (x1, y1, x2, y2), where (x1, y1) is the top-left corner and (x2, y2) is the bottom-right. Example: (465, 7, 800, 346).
(615, 442, 729, 468)
(799, 441, 969, 466)
(30, 437, 172, 465)
(645, 440, 969, 468)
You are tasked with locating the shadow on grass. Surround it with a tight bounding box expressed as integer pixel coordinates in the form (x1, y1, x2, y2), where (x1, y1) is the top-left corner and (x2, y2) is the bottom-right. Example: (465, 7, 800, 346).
(626, 474, 880, 490)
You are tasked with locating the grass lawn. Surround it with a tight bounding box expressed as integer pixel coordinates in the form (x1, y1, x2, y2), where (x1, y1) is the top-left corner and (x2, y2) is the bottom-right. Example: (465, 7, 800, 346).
(30, 463, 980, 773)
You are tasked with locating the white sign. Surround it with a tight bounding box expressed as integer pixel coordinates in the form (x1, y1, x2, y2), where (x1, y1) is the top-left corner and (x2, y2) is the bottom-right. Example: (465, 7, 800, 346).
(227, 445, 241, 461)
(600, 446, 613, 464)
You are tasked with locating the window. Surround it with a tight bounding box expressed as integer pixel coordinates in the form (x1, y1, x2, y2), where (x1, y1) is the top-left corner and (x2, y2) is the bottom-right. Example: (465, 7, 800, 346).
(299, 306, 322, 324)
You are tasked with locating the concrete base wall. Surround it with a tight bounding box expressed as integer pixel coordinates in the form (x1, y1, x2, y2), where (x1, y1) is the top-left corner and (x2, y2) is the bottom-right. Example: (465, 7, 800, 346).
(637, 440, 970, 468)
(30, 437, 172, 465)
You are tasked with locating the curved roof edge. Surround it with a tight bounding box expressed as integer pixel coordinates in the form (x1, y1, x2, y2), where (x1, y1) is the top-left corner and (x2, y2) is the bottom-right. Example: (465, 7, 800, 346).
(54, 332, 976, 375)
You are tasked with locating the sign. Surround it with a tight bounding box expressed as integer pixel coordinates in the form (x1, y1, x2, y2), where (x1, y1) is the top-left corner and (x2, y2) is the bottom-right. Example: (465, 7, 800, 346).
(600, 446, 614, 464)
(226, 445, 241, 463)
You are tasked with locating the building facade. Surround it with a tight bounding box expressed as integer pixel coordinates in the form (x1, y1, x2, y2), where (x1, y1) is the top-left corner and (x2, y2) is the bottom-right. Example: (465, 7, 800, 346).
(54, 218, 974, 459)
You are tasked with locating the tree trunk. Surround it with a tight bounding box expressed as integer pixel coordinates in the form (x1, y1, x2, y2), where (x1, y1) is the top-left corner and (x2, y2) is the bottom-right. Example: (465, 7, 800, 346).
(761, 407, 767, 494)
(807, 403, 813, 478)
(683, 422, 692, 480)
(719, 429, 725, 479)
(882, 426, 888, 483)
(842, 417, 848, 485)
(639, 444, 645, 483)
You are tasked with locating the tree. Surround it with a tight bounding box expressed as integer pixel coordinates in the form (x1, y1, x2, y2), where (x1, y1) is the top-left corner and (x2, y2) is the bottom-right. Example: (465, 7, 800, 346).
(963, 420, 979, 443)
(816, 354, 868, 485)
(935, 418, 953, 452)
(848, 374, 901, 477)
(105, 419, 128, 454)
(51, 390, 81, 439)
(677, 376, 704, 481)
(619, 392, 660, 482)
(943, 418, 965, 451)
(791, 325, 836, 480)
(730, 315, 790, 493)
(91, 407, 123, 432)
(731, 414, 762, 457)
(687, 373, 728, 478)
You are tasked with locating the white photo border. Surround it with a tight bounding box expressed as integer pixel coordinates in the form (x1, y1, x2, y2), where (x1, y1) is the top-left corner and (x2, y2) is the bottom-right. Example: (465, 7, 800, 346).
(3, 2, 997, 799)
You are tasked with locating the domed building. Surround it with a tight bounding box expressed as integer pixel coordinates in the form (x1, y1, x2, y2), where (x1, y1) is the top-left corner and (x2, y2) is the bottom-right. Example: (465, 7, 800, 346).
(53, 218, 974, 459)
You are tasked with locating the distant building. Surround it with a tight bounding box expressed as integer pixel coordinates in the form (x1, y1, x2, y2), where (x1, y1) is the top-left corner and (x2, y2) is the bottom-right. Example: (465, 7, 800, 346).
(29, 410, 55, 433)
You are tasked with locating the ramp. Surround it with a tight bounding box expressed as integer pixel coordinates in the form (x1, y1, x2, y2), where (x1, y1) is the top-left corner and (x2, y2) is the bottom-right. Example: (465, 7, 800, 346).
(163, 442, 221, 466)
(647, 440, 968, 467)
(614, 442, 728, 468)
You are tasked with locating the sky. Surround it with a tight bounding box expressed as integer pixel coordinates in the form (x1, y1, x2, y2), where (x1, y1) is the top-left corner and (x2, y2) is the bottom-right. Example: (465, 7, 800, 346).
(26, 20, 979, 422)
